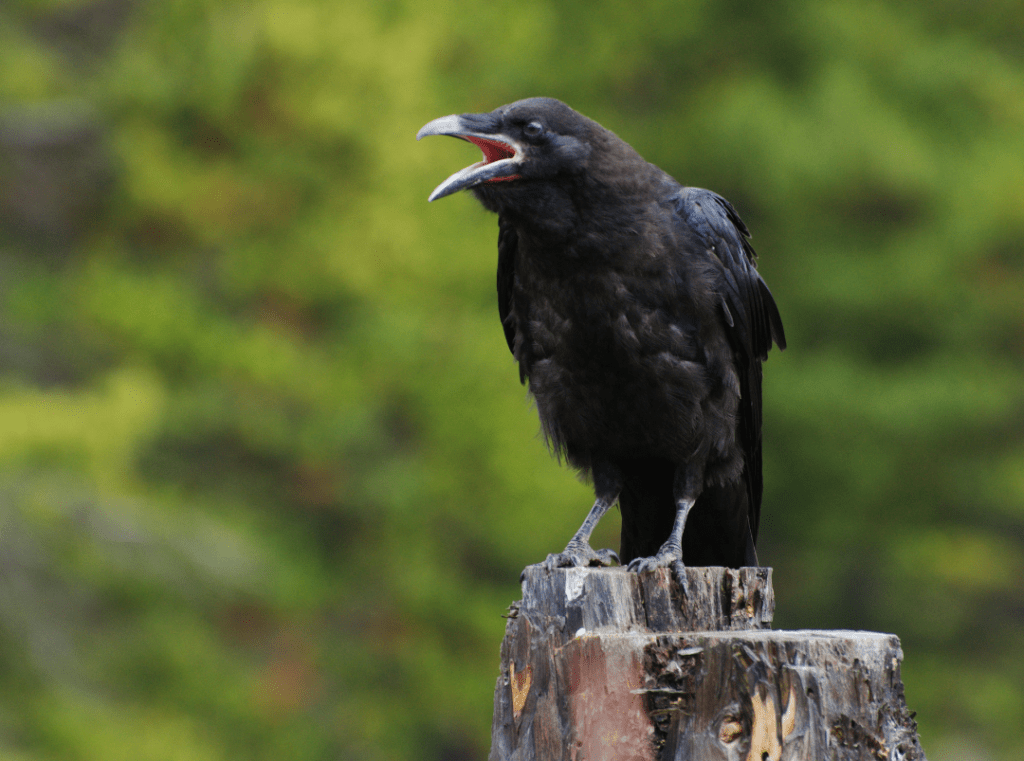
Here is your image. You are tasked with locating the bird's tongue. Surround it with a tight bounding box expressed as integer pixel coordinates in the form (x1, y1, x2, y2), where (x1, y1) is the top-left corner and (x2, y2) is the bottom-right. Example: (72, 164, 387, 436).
(464, 136, 520, 182)
(465, 135, 515, 163)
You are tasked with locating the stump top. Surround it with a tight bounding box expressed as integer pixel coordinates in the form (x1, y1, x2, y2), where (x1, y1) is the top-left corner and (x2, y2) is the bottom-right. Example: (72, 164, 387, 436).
(518, 565, 774, 634)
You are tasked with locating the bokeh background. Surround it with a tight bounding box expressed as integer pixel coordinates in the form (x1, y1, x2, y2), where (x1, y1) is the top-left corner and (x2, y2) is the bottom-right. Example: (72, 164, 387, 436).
(1, 0, 1022, 759)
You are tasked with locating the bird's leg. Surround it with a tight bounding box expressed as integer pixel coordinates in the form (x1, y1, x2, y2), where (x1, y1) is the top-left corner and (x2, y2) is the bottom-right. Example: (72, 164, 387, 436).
(627, 464, 703, 591)
(539, 464, 622, 571)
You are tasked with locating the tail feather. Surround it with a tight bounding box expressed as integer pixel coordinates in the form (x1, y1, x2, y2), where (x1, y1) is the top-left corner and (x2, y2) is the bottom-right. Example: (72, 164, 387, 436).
(617, 459, 756, 568)
(617, 459, 676, 564)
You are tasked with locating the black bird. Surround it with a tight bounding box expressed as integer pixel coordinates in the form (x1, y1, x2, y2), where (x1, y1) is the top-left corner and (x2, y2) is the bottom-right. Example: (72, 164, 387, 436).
(418, 98, 785, 575)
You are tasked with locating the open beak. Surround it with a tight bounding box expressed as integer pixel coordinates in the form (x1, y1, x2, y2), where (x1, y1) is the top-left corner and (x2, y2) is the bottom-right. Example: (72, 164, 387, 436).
(416, 114, 523, 201)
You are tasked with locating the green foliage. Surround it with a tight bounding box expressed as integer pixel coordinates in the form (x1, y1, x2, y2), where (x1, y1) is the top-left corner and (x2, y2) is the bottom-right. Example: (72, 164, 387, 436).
(1, 0, 1022, 759)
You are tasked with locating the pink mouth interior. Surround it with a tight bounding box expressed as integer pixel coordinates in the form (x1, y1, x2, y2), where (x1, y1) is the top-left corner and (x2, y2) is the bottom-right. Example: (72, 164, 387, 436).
(464, 136, 520, 182)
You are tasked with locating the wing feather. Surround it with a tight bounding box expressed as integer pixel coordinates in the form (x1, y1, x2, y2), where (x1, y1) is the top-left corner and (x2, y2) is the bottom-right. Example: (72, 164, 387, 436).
(496, 216, 532, 385)
(673, 187, 786, 543)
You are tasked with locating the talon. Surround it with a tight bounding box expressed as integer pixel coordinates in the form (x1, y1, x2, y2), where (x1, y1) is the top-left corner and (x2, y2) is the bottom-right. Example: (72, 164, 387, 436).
(672, 559, 689, 596)
(626, 557, 646, 573)
(595, 548, 620, 566)
(538, 542, 618, 571)
(626, 544, 683, 576)
(540, 553, 567, 572)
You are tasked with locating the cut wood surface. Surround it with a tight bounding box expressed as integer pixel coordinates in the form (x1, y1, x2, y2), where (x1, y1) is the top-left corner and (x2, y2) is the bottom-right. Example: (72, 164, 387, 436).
(490, 566, 926, 761)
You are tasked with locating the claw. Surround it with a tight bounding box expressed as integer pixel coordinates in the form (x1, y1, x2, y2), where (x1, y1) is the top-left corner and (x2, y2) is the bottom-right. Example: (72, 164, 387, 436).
(626, 546, 682, 574)
(627, 545, 689, 595)
(595, 548, 620, 565)
(539, 542, 619, 572)
(672, 559, 689, 597)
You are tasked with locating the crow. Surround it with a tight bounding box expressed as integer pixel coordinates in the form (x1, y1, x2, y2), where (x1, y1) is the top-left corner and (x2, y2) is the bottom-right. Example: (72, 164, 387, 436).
(418, 98, 785, 576)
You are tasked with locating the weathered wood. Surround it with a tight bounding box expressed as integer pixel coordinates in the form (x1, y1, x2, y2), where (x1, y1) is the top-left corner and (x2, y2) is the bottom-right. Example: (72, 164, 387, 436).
(490, 566, 926, 761)
(513, 565, 775, 637)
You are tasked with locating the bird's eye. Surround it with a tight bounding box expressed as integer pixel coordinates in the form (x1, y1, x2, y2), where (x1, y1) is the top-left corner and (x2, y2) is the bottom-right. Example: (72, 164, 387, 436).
(523, 121, 544, 138)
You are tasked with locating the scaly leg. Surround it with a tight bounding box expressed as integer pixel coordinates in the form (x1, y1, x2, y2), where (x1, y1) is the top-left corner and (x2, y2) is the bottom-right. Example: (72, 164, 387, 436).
(627, 462, 703, 590)
(539, 463, 622, 571)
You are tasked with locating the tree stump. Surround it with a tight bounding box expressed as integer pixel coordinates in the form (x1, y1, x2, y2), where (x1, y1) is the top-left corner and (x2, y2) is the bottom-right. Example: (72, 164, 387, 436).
(490, 566, 926, 761)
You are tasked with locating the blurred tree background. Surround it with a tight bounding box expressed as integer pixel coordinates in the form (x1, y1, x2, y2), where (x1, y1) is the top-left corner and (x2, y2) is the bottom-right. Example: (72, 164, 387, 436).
(0, 0, 1022, 758)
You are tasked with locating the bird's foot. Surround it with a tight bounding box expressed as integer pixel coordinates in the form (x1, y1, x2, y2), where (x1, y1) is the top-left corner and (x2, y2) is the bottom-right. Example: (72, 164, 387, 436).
(626, 544, 681, 574)
(627, 546, 688, 595)
(539, 541, 619, 573)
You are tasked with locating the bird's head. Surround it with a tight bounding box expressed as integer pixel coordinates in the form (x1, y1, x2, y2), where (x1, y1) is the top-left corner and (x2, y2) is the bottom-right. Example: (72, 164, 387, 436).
(416, 98, 597, 202)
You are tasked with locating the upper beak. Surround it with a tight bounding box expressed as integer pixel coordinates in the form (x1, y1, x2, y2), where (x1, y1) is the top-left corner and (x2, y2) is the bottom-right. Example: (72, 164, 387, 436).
(416, 114, 523, 201)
